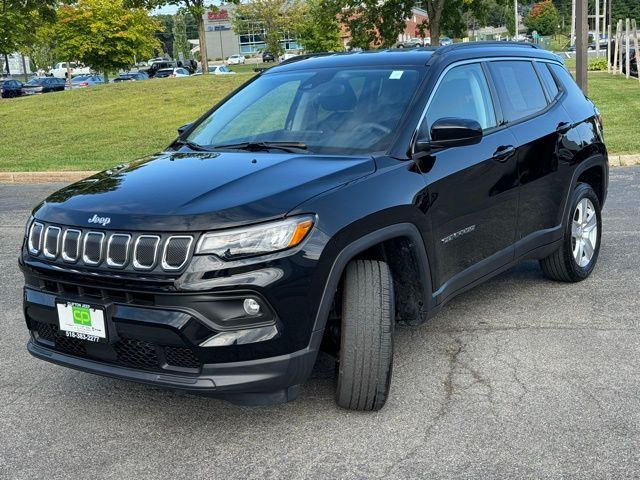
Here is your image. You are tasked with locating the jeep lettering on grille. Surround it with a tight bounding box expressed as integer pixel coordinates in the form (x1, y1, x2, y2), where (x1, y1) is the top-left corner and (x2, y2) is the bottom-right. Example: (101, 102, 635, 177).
(88, 214, 111, 227)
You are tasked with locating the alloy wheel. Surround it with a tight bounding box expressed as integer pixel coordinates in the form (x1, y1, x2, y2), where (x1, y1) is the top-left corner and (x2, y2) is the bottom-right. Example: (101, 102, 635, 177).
(571, 198, 598, 268)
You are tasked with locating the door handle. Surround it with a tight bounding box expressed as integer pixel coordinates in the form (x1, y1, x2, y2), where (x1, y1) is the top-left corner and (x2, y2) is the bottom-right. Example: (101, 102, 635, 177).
(492, 145, 516, 162)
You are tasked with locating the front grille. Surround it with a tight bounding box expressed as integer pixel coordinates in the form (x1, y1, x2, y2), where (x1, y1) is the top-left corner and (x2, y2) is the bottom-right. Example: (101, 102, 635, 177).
(107, 234, 130, 267)
(133, 235, 160, 270)
(162, 236, 193, 270)
(62, 229, 81, 262)
(28, 222, 194, 273)
(32, 320, 202, 372)
(83, 232, 104, 265)
(28, 222, 44, 254)
(43, 226, 61, 259)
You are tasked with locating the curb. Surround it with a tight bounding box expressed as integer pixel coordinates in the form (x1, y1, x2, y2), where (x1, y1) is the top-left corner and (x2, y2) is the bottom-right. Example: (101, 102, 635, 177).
(608, 154, 640, 167)
(1, 155, 639, 184)
(0, 171, 98, 184)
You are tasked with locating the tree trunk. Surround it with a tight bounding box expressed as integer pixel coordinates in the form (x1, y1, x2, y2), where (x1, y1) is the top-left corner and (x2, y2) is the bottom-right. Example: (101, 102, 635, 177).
(3, 53, 9, 76)
(426, 0, 445, 46)
(196, 15, 209, 75)
(21, 53, 28, 82)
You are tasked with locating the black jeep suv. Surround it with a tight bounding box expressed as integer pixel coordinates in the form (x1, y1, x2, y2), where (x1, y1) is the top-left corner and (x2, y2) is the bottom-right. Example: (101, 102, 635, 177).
(21, 43, 608, 410)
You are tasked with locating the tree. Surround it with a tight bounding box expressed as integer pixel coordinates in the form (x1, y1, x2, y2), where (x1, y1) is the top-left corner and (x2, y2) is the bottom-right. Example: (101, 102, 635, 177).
(525, 0, 559, 36)
(125, 0, 212, 73)
(0, 0, 57, 75)
(341, 0, 413, 49)
(298, 0, 343, 52)
(172, 12, 190, 61)
(231, 0, 307, 60)
(56, 0, 161, 80)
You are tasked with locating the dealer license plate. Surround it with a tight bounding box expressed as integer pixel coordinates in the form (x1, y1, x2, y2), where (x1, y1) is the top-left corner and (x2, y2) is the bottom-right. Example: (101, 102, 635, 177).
(56, 302, 107, 343)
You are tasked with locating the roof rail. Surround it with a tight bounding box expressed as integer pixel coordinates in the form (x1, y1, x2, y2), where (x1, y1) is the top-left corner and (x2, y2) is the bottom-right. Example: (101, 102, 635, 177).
(436, 41, 540, 54)
(277, 52, 337, 66)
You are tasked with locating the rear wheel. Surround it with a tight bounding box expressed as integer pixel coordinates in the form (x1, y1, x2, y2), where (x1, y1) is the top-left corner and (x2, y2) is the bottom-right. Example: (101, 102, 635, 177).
(540, 183, 602, 282)
(335, 260, 394, 411)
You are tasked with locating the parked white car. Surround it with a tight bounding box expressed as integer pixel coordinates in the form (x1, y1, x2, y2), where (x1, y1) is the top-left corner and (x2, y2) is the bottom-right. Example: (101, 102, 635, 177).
(49, 62, 91, 79)
(281, 52, 300, 61)
(227, 54, 246, 65)
(192, 65, 237, 75)
(154, 67, 190, 78)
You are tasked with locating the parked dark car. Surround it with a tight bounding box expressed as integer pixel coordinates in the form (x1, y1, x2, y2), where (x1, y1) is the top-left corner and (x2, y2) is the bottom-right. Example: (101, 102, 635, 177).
(1, 79, 23, 98)
(154, 67, 190, 78)
(113, 72, 149, 82)
(262, 51, 275, 62)
(146, 60, 177, 78)
(21, 77, 66, 95)
(20, 43, 608, 411)
(70, 75, 105, 89)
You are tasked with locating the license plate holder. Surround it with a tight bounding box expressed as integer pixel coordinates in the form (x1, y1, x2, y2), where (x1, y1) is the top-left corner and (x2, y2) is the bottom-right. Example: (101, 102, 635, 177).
(56, 302, 108, 343)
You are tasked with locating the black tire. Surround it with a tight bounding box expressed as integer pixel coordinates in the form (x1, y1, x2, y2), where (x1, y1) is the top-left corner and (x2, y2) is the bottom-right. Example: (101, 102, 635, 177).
(336, 260, 394, 411)
(540, 182, 602, 282)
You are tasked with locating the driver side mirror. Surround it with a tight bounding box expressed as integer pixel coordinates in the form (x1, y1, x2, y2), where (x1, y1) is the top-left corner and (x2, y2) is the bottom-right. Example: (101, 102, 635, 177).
(414, 117, 483, 154)
(177, 123, 193, 136)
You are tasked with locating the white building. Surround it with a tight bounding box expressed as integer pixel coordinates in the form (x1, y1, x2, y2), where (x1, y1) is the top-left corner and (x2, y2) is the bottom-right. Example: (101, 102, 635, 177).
(201, 4, 301, 60)
(1, 53, 32, 76)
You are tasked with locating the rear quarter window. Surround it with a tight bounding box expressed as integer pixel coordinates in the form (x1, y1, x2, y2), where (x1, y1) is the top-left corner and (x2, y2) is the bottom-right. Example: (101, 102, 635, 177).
(488, 60, 548, 123)
(536, 63, 560, 100)
(548, 63, 585, 97)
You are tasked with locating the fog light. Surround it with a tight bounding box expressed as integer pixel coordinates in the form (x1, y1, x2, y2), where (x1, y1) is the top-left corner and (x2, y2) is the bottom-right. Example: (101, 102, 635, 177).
(243, 298, 261, 315)
(200, 325, 278, 347)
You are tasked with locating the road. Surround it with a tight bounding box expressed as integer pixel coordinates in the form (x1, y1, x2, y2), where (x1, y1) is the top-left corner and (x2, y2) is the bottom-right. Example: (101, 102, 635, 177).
(1, 168, 639, 479)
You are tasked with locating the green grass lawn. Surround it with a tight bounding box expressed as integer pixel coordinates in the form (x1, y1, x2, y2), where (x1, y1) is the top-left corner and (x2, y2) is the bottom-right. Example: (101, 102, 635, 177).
(588, 73, 640, 154)
(0, 75, 250, 171)
(0, 70, 638, 172)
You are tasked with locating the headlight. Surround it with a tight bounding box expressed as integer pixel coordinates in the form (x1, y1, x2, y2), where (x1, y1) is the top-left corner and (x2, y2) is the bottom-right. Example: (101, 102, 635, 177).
(196, 216, 314, 260)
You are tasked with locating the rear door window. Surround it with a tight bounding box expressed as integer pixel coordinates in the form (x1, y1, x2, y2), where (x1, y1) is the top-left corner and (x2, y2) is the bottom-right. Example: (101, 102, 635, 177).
(488, 61, 548, 123)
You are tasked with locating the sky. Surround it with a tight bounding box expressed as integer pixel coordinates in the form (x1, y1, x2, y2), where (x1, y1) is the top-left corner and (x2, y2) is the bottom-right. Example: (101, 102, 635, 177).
(153, 5, 179, 14)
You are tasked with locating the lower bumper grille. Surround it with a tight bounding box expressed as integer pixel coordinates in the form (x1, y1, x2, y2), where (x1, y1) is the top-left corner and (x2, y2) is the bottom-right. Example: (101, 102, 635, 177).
(32, 321, 202, 372)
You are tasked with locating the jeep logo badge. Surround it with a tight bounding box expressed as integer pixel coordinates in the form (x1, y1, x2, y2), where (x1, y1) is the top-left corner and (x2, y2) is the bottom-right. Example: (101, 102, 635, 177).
(88, 214, 111, 227)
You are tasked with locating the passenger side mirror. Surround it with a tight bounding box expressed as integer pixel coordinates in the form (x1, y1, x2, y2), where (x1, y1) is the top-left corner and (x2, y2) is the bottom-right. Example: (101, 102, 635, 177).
(177, 123, 193, 136)
(414, 117, 483, 154)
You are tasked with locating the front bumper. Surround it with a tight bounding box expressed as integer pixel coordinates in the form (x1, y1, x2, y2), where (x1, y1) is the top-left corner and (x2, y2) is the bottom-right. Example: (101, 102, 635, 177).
(27, 331, 321, 405)
(23, 282, 321, 404)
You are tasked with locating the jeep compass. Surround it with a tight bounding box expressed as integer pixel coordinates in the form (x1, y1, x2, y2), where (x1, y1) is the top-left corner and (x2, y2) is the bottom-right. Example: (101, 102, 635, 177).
(20, 43, 608, 410)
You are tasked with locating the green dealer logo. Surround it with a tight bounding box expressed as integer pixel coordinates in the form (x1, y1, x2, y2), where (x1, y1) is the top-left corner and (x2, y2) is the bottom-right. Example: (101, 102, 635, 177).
(72, 305, 91, 326)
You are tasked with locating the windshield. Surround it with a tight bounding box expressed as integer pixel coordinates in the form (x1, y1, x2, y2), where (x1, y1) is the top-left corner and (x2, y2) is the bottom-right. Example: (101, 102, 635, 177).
(187, 67, 424, 155)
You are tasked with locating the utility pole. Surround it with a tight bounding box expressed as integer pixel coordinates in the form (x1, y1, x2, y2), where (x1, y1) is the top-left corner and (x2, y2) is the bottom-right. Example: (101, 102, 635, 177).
(514, 0, 519, 40)
(595, 0, 600, 56)
(571, 0, 576, 47)
(576, 0, 588, 93)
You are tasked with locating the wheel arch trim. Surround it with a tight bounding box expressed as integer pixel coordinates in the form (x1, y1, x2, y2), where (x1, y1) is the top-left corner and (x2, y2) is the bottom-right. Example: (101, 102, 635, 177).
(562, 155, 608, 226)
(310, 223, 432, 343)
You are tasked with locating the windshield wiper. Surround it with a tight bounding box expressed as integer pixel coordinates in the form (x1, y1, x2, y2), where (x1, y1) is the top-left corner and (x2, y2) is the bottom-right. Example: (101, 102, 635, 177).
(179, 139, 218, 152)
(211, 141, 308, 153)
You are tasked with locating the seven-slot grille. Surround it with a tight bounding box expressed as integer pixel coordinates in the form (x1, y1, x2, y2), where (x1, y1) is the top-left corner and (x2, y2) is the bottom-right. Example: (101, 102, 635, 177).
(27, 222, 193, 273)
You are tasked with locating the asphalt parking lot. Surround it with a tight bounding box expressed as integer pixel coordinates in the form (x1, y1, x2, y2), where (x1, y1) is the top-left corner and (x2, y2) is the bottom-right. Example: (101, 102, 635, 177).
(1, 167, 639, 479)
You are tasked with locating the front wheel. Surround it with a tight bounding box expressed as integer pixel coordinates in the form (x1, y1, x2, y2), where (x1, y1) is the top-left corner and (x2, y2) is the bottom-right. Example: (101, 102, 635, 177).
(540, 182, 602, 282)
(336, 260, 394, 411)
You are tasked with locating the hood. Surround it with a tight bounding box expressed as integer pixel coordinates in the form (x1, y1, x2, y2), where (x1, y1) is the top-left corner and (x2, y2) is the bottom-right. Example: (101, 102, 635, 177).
(33, 151, 375, 231)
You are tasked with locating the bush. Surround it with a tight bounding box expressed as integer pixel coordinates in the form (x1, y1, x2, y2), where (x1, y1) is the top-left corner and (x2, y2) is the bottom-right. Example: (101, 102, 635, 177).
(588, 57, 608, 71)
